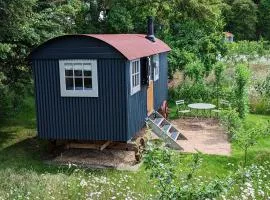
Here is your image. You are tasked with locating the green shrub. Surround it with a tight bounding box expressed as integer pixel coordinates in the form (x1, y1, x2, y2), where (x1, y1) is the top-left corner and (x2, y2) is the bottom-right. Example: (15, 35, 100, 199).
(0, 73, 12, 119)
(144, 142, 226, 200)
(220, 108, 242, 140)
(184, 60, 205, 83)
(234, 63, 251, 118)
(234, 121, 270, 167)
(249, 74, 270, 114)
(214, 62, 226, 107)
(226, 40, 270, 63)
(0, 72, 33, 119)
(170, 82, 214, 104)
(249, 96, 270, 115)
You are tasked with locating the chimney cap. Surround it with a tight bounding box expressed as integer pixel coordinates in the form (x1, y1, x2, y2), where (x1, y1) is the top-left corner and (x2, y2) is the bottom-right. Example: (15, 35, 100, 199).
(146, 16, 155, 42)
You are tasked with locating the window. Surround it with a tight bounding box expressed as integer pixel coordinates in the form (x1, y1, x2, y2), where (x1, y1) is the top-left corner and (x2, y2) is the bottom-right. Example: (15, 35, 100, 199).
(59, 59, 98, 97)
(130, 59, 141, 95)
(152, 54, 159, 81)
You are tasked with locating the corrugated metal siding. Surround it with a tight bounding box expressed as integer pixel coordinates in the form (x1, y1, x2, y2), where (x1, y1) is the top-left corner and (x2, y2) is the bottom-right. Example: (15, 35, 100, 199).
(154, 53, 168, 110)
(126, 53, 168, 140)
(31, 36, 124, 60)
(32, 59, 128, 141)
(126, 61, 148, 140)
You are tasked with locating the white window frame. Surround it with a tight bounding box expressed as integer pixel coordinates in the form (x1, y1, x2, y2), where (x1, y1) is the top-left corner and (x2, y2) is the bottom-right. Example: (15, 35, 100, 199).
(130, 59, 141, 95)
(59, 59, 98, 97)
(153, 54, 159, 81)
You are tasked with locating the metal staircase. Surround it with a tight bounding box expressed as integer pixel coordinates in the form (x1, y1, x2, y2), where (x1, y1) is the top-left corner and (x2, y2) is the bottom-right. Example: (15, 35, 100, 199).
(146, 111, 186, 150)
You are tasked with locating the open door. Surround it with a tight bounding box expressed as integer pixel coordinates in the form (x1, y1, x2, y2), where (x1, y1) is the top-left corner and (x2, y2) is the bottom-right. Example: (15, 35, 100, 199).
(147, 58, 154, 115)
(147, 80, 154, 115)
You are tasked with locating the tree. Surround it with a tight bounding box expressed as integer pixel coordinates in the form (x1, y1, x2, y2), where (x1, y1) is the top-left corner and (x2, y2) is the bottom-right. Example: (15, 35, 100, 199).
(76, 0, 226, 76)
(226, 0, 258, 40)
(0, 0, 81, 117)
(257, 0, 270, 40)
(234, 63, 250, 118)
(163, 0, 226, 76)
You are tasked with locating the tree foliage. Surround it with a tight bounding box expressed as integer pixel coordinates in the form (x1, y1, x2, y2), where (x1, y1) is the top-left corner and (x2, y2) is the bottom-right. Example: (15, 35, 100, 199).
(225, 0, 258, 40)
(0, 0, 269, 118)
(257, 0, 270, 40)
(234, 63, 251, 118)
(0, 0, 81, 117)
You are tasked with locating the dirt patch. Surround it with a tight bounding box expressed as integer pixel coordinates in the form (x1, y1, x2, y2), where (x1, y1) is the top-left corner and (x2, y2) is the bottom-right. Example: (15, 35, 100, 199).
(171, 118, 231, 156)
(46, 148, 140, 171)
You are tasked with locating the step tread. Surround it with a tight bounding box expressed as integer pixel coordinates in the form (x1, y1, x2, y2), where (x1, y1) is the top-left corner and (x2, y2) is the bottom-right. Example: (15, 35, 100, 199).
(154, 118, 164, 126)
(170, 131, 180, 141)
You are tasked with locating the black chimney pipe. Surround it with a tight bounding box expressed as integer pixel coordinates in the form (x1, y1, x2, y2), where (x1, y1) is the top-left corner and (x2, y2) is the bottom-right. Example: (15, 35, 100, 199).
(145, 16, 155, 42)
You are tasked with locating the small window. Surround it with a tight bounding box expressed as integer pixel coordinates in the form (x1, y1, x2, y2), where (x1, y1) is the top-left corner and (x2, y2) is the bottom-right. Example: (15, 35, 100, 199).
(130, 59, 141, 95)
(59, 60, 98, 97)
(153, 54, 159, 81)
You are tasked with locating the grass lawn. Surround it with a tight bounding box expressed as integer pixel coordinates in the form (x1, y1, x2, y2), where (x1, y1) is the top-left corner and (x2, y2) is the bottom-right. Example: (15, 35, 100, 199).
(0, 97, 270, 199)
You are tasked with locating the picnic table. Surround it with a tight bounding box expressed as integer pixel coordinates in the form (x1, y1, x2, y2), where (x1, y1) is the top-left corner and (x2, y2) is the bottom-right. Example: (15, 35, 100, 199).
(188, 103, 216, 118)
(188, 103, 216, 110)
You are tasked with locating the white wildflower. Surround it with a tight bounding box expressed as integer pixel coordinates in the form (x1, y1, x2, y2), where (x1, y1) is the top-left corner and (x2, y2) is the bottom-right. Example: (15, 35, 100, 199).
(80, 179, 88, 187)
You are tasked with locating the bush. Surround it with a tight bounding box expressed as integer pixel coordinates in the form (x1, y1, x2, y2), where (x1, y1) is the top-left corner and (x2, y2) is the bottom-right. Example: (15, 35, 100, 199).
(233, 121, 270, 166)
(234, 63, 251, 118)
(226, 40, 270, 63)
(169, 82, 214, 104)
(0, 73, 13, 119)
(144, 140, 270, 199)
(220, 108, 242, 140)
(249, 96, 270, 115)
(249, 74, 270, 114)
(144, 142, 227, 200)
(0, 72, 33, 119)
(184, 60, 205, 83)
(214, 62, 226, 107)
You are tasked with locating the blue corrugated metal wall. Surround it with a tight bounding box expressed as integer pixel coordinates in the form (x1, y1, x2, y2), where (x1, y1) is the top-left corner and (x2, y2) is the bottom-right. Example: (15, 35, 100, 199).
(125, 59, 148, 139)
(32, 59, 128, 141)
(154, 52, 168, 110)
(31, 36, 168, 141)
(126, 53, 168, 139)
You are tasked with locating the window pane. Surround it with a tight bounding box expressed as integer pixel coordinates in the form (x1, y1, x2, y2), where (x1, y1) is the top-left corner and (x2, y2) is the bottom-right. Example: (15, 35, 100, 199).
(84, 70, 92, 77)
(65, 69, 73, 76)
(65, 78, 74, 90)
(84, 78, 92, 90)
(132, 64, 135, 74)
(74, 69, 82, 76)
(75, 78, 83, 90)
(133, 76, 135, 87)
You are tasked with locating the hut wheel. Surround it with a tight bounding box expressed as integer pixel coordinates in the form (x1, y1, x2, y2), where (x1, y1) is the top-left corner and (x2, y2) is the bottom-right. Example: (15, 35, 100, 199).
(160, 100, 169, 119)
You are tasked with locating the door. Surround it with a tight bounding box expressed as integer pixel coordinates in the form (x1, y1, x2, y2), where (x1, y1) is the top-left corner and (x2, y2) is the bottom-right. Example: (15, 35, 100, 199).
(147, 80, 154, 115)
(147, 59, 154, 115)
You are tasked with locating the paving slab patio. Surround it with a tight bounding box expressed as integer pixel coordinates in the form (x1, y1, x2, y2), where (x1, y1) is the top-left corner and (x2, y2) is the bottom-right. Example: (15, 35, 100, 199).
(171, 118, 231, 156)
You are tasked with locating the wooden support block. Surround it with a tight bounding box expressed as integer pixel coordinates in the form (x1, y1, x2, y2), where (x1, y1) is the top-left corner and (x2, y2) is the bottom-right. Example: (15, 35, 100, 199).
(107, 142, 137, 151)
(68, 143, 100, 150)
(100, 141, 111, 151)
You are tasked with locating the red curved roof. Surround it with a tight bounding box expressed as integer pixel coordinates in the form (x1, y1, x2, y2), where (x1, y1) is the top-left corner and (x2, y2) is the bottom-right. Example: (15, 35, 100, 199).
(84, 34, 171, 60)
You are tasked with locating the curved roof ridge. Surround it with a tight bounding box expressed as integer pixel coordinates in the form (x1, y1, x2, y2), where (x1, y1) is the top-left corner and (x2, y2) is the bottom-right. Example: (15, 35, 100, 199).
(29, 34, 171, 60)
(83, 34, 171, 60)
